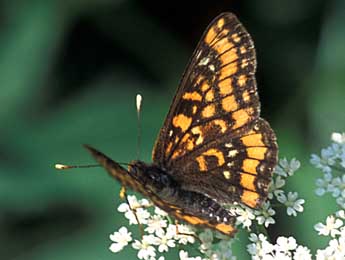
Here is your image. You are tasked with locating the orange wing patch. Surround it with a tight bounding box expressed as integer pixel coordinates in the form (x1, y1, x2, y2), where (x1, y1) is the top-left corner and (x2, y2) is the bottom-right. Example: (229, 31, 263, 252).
(218, 78, 233, 95)
(214, 223, 236, 235)
(222, 95, 238, 112)
(240, 173, 257, 191)
(202, 104, 216, 118)
(247, 147, 267, 160)
(196, 156, 207, 171)
(204, 18, 227, 45)
(195, 148, 225, 171)
(213, 119, 227, 133)
(241, 132, 265, 146)
(241, 190, 260, 208)
(232, 108, 254, 129)
(242, 158, 260, 175)
(205, 89, 214, 101)
(182, 92, 202, 102)
(219, 48, 238, 65)
(176, 212, 236, 236)
(219, 62, 238, 80)
(172, 114, 192, 132)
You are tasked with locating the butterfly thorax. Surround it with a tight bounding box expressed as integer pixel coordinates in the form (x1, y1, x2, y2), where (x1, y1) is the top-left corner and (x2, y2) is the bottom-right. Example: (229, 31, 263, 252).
(128, 160, 179, 200)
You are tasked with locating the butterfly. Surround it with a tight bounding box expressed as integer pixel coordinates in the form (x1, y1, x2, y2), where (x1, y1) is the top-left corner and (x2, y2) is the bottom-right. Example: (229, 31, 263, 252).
(84, 12, 278, 236)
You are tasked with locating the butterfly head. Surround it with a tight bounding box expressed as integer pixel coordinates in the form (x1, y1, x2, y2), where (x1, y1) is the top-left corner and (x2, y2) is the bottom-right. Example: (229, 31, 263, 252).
(128, 161, 177, 197)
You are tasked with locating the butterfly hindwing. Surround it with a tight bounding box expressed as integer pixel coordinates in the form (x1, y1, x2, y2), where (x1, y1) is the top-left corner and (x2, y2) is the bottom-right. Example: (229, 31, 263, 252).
(168, 118, 278, 208)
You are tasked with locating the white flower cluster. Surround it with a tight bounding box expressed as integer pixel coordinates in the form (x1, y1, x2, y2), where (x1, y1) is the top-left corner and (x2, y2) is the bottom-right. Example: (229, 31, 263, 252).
(311, 132, 345, 208)
(246, 132, 345, 260)
(247, 209, 345, 260)
(234, 158, 305, 231)
(314, 210, 345, 259)
(110, 195, 235, 260)
(247, 233, 312, 259)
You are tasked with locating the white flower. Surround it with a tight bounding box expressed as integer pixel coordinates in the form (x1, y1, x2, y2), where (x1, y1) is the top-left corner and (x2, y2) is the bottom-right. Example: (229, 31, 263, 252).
(154, 229, 176, 252)
(336, 210, 345, 219)
(332, 132, 345, 144)
(179, 250, 204, 260)
(329, 237, 345, 256)
(145, 215, 168, 235)
(275, 158, 300, 177)
(154, 207, 168, 217)
(129, 208, 151, 225)
(315, 173, 333, 196)
(235, 206, 255, 229)
(336, 196, 345, 209)
(277, 192, 305, 217)
(310, 154, 331, 174)
(331, 175, 345, 198)
(132, 235, 157, 260)
(170, 224, 195, 245)
(268, 175, 286, 199)
(255, 201, 276, 227)
(293, 245, 312, 260)
(315, 248, 330, 260)
(275, 236, 297, 253)
(248, 233, 261, 243)
(311, 147, 337, 174)
(247, 233, 274, 258)
(117, 195, 151, 225)
(109, 227, 132, 253)
(272, 252, 291, 259)
(127, 195, 150, 208)
(314, 215, 343, 237)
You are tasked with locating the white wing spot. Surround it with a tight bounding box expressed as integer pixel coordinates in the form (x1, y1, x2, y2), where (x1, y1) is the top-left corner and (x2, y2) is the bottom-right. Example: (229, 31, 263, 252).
(198, 57, 210, 66)
(223, 171, 231, 179)
(209, 64, 215, 71)
(225, 143, 233, 148)
(227, 162, 234, 167)
(228, 150, 238, 157)
(169, 130, 173, 137)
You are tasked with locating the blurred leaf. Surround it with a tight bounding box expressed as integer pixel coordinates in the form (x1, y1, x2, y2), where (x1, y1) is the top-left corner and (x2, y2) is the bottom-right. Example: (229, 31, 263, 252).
(308, 0, 345, 145)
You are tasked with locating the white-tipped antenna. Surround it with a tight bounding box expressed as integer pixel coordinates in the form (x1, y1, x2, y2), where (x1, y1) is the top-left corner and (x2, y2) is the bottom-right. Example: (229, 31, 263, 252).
(54, 163, 100, 170)
(136, 93, 143, 160)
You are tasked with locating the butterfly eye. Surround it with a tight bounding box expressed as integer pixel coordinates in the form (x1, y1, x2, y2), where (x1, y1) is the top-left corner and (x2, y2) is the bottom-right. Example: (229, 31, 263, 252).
(128, 165, 138, 176)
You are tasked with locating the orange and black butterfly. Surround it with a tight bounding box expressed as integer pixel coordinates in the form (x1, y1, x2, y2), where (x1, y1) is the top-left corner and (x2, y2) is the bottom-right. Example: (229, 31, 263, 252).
(84, 13, 278, 236)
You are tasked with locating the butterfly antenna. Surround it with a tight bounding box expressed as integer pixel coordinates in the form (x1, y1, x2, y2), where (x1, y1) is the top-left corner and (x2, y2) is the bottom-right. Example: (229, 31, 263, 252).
(55, 162, 130, 170)
(136, 93, 143, 160)
(55, 163, 100, 170)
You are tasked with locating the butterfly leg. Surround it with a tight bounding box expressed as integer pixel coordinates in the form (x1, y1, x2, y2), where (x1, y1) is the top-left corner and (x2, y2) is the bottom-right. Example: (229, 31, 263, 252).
(175, 220, 201, 243)
(119, 186, 126, 200)
(123, 190, 144, 237)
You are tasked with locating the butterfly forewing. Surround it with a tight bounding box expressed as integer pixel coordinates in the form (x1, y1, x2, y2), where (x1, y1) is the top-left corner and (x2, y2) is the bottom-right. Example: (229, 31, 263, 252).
(153, 13, 259, 164)
(152, 13, 277, 208)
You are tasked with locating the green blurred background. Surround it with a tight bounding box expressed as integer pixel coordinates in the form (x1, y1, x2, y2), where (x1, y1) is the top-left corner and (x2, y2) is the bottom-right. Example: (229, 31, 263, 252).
(1, 0, 344, 259)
